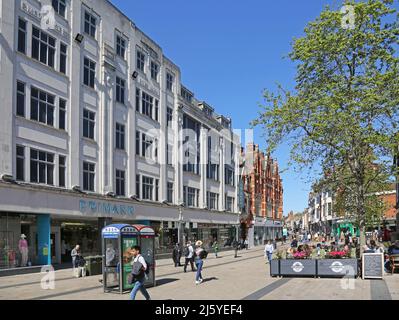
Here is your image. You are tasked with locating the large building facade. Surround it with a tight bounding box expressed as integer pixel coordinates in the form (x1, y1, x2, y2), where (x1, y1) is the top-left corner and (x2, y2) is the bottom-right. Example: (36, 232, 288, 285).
(240, 143, 283, 247)
(0, 0, 241, 269)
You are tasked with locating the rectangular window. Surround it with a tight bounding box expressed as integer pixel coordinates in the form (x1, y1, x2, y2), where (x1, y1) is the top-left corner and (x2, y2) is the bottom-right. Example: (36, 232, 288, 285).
(116, 169, 125, 196)
(135, 88, 140, 112)
(16, 81, 25, 117)
(226, 196, 234, 212)
(60, 43, 67, 74)
(30, 149, 54, 185)
(59, 155, 66, 187)
(167, 182, 173, 204)
(115, 122, 125, 150)
(136, 174, 140, 198)
(150, 61, 158, 81)
(59, 98, 66, 130)
(83, 57, 95, 88)
(116, 77, 125, 104)
(154, 99, 159, 122)
(18, 18, 27, 54)
(83, 109, 95, 139)
(185, 187, 199, 208)
(207, 192, 218, 210)
(166, 73, 174, 91)
(136, 50, 145, 72)
(141, 92, 153, 118)
(141, 133, 153, 158)
(225, 165, 235, 186)
(84, 11, 97, 38)
(142, 176, 154, 201)
(167, 144, 173, 166)
(16, 145, 25, 181)
(30, 87, 55, 126)
(52, 0, 66, 18)
(155, 179, 159, 202)
(116, 35, 126, 59)
(135, 131, 140, 156)
(83, 161, 95, 191)
(31, 26, 56, 68)
(167, 107, 173, 127)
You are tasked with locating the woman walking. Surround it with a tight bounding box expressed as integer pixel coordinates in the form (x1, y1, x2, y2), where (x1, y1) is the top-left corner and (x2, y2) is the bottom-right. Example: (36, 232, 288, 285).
(194, 240, 207, 285)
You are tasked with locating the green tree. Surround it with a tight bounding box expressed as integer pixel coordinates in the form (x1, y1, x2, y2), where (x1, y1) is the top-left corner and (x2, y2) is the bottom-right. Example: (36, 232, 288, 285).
(252, 0, 399, 249)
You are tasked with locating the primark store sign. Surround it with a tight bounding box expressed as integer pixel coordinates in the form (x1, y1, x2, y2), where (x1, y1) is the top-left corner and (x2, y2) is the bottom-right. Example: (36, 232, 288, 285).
(79, 200, 134, 217)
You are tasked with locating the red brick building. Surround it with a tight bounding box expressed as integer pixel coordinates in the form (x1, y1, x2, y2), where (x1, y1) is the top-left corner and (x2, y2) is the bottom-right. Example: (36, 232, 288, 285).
(240, 143, 284, 245)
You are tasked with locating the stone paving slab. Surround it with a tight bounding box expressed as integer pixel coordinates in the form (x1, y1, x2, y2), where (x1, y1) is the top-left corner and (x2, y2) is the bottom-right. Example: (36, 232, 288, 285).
(0, 247, 398, 300)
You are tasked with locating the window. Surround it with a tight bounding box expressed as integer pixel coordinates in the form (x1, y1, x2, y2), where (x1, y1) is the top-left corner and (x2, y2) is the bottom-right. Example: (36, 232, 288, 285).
(207, 192, 218, 210)
(154, 99, 159, 122)
(136, 174, 140, 198)
(83, 109, 95, 139)
(226, 196, 234, 212)
(18, 18, 27, 54)
(166, 73, 174, 91)
(207, 163, 219, 181)
(59, 155, 66, 187)
(184, 187, 199, 208)
(150, 61, 158, 81)
(32, 26, 56, 68)
(167, 182, 173, 203)
(115, 122, 125, 150)
(142, 176, 154, 201)
(141, 133, 153, 158)
(115, 169, 125, 196)
(136, 50, 145, 72)
(167, 107, 173, 127)
(135, 131, 140, 155)
(52, 0, 66, 17)
(135, 88, 140, 112)
(155, 179, 159, 202)
(116, 77, 125, 104)
(167, 144, 173, 165)
(30, 149, 54, 185)
(84, 11, 96, 38)
(225, 165, 235, 186)
(181, 87, 193, 103)
(59, 98, 66, 130)
(83, 57, 95, 88)
(30, 87, 55, 126)
(60, 43, 67, 74)
(83, 162, 95, 191)
(116, 35, 126, 59)
(16, 81, 25, 117)
(16, 145, 25, 181)
(141, 92, 153, 118)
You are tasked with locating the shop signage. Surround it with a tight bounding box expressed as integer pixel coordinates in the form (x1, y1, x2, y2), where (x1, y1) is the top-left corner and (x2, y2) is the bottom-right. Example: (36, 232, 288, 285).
(21, 1, 70, 38)
(79, 200, 134, 217)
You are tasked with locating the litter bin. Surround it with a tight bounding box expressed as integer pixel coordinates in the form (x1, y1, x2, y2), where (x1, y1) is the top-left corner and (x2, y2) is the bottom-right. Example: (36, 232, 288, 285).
(85, 255, 103, 276)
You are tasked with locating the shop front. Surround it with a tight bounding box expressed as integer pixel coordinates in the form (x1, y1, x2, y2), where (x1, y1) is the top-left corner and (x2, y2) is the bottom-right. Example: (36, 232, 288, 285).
(253, 217, 283, 246)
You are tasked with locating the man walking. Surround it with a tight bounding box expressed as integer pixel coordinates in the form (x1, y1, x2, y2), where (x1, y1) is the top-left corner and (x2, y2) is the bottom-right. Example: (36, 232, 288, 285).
(172, 243, 182, 267)
(130, 245, 151, 300)
(183, 241, 196, 272)
(71, 245, 80, 271)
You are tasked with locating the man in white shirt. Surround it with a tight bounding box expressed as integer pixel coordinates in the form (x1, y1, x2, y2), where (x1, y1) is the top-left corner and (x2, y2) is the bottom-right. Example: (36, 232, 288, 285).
(183, 241, 196, 273)
(130, 246, 151, 300)
(264, 240, 274, 264)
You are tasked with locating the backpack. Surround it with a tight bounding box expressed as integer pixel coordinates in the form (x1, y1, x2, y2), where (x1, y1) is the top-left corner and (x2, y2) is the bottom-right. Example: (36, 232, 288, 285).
(183, 246, 190, 257)
(199, 250, 208, 259)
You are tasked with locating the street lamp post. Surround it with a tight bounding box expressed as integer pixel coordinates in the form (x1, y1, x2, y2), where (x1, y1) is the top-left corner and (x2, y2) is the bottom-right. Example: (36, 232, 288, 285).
(178, 203, 185, 246)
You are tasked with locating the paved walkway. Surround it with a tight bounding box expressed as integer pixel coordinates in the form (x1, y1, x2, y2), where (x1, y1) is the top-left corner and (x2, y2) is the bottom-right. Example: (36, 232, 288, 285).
(0, 246, 398, 300)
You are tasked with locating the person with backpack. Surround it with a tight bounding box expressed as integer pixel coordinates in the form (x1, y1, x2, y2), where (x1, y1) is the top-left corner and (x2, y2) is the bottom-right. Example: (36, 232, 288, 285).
(194, 240, 207, 285)
(129, 245, 151, 300)
(183, 241, 196, 272)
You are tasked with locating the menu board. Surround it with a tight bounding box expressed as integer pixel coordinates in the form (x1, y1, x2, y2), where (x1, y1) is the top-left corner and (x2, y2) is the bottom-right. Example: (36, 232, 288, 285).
(362, 253, 384, 279)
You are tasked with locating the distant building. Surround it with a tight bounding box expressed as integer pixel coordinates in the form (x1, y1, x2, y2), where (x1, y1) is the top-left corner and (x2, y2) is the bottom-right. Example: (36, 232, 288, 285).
(240, 143, 283, 246)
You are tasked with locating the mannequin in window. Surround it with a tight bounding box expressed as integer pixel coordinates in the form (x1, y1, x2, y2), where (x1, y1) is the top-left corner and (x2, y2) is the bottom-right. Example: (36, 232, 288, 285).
(19, 234, 29, 267)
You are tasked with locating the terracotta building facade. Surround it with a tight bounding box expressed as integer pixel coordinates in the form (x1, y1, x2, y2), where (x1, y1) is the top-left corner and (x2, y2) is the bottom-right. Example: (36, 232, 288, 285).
(240, 143, 284, 247)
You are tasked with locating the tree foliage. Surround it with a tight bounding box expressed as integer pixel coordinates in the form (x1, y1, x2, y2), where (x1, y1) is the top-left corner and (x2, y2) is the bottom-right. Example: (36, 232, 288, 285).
(252, 0, 399, 246)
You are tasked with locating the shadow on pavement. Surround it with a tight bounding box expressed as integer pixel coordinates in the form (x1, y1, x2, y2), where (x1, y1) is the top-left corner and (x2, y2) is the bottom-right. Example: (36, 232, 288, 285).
(202, 277, 219, 283)
(156, 278, 179, 286)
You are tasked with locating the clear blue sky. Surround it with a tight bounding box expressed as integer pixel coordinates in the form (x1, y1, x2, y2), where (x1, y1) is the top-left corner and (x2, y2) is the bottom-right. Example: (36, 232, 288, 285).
(110, 0, 345, 215)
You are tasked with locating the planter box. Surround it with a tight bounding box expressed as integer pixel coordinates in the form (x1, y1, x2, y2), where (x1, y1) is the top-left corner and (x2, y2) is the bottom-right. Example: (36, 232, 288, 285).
(270, 260, 280, 277)
(280, 259, 316, 276)
(317, 259, 358, 278)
